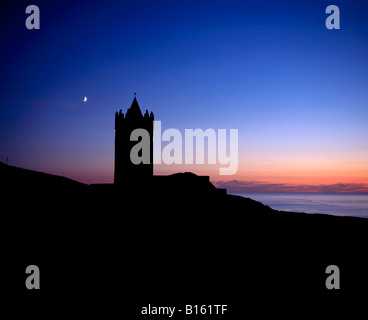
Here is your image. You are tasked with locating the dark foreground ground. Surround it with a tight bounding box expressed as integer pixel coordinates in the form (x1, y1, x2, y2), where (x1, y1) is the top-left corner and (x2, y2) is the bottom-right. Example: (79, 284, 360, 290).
(1, 162, 367, 317)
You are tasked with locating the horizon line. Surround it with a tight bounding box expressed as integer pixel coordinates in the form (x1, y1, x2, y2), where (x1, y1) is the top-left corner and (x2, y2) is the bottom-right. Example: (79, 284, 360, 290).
(2, 162, 368, 194)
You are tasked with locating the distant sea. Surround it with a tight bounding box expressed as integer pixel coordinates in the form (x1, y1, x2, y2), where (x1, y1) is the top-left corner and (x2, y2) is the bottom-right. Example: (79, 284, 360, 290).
(230, 192, 368, 218)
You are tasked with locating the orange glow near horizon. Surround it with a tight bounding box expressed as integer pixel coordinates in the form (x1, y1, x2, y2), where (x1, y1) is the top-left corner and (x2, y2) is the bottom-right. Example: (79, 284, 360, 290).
(152, 152, 368, 193)
(31, 146, 368, 193)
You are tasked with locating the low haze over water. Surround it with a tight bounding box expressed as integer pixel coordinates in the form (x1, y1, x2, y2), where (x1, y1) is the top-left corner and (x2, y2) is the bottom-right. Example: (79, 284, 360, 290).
(231, 193, 368, 218)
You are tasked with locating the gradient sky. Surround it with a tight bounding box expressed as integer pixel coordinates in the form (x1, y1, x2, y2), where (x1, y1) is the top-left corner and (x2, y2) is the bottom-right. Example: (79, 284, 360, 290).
(1, 0, 368, 192)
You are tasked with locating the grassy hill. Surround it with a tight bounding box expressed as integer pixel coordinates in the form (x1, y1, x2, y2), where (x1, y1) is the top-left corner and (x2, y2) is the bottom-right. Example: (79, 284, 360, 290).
(1, 162, 367, 317)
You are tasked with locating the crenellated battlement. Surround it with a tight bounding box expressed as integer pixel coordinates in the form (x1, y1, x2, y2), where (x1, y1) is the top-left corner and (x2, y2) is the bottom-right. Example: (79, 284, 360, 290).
(115, 98, 154, 130)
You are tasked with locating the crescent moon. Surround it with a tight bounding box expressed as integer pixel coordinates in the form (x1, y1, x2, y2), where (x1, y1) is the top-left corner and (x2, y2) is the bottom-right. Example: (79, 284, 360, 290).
(83, 97, 87, 102)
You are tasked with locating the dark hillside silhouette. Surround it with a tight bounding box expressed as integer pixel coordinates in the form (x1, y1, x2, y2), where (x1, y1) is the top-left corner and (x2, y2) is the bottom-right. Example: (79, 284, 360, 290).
(2, 161, 368, 318)
(0, 162, 87, 193)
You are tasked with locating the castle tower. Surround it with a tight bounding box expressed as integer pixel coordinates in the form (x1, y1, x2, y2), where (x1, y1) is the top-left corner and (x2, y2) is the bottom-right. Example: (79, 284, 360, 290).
(114, 97, 154, 184)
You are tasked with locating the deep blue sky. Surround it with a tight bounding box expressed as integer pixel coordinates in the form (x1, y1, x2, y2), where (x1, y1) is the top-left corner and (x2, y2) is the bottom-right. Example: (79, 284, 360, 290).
(1, 0, 368, 189)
